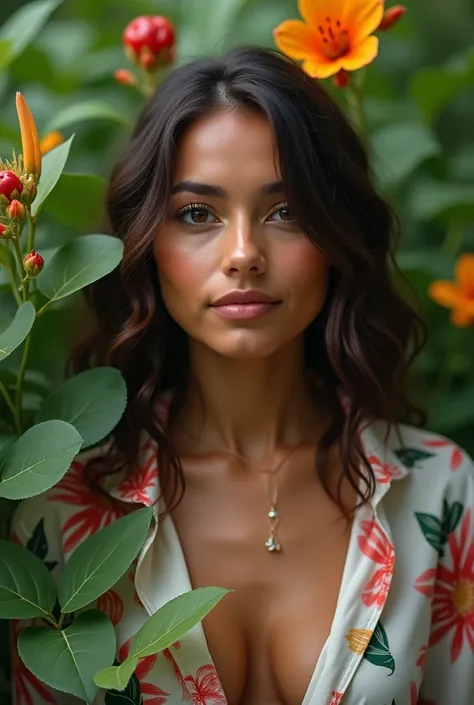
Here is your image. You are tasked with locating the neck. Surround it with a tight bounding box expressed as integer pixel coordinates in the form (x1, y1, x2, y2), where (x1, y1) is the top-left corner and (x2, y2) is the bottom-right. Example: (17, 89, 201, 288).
(174, 336, 329, 461)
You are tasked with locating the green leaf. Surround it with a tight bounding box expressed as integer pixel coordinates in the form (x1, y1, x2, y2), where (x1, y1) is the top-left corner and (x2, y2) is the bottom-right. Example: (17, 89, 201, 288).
(32, 135, 75, 217)
(447, 502, 463, 535)
(42, 172, 107, 229)
(0, 419, 83, 500)
(105, 671, 142, 705)
(36, 234, 124, 304)
(410, 47, 474, 124)
(27, 518, 57, 572)
(415, 512, 446, 556)
(36, 367, 127, 449)
(94, 657, 139, 691)
(0, 302, 35, 363)
(18, 609, 116, 702)
(59, 507, 152, 613)
(0, 39, 12, 73)
(0, 539, 56, 619)
(0, 242, 15, 270)
(363, 621, 395, 674)
(45, 100, 130, 132)
(130, 586, 231, 658)
(407, 179, 474, 222)
(0, 0, 62, 63)
(394, 447, 435, 469)
(370, 123, 440, 189)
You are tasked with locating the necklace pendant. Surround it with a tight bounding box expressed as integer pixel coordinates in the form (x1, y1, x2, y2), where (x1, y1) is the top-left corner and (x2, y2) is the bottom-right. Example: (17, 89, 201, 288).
(265, 533, 281, 552)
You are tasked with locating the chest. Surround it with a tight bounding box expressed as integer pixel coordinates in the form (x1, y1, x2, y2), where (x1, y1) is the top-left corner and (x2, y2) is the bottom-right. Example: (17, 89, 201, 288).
(169, 471, 353, 705)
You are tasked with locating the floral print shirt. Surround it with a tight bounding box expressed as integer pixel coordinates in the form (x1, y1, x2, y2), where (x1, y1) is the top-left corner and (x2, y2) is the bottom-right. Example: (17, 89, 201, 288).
(10, 408, 474, 705)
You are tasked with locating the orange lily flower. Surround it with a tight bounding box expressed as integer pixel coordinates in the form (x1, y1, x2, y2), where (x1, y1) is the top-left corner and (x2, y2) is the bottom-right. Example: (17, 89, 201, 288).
(15, 92, 42, 178)
(428, 253, 474, 327)
(273, 0, 384, 79)
(40, 131, 64, 156)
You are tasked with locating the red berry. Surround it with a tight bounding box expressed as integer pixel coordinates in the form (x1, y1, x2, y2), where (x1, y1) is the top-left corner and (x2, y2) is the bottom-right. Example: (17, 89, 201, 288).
(0, 170, 23, 201)
(0, 223, 8, 237)
(123, 15, 175, 59)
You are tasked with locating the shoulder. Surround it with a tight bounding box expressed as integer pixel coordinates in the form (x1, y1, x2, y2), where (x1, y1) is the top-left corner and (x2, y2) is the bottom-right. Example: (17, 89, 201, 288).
(364, 419, 474, 499)
(11, 440, 127, 563)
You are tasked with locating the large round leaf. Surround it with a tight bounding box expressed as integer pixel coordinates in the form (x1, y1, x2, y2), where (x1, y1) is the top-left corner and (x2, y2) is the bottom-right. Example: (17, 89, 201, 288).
(0, 420, 83, 500)
(18, 609, 116, 702)
(42, 172, 107, 229)
(59, 507, 152, 613)
(36, 367, 127, 448)
(35, 234, 124, 303)
(0, 302, 35, 363)
(130, 587, 231, 659)
(45, 100, 130, 132)
(0, 539, 57, 619)
(32, 135, 75, 216)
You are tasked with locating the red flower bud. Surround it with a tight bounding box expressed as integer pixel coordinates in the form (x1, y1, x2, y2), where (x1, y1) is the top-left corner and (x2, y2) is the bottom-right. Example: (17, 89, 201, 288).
(113, 68, 138, 87)
(123, 15, 175, 62)
(0, 223, 8, 237)
(0, 170, 23, 201)
(140, 49, 157, 71)
(6, 199, 26, 222)
(333, 70, 350, 88)
(23, 249, 44, 277)
(378, 5, 407, 31)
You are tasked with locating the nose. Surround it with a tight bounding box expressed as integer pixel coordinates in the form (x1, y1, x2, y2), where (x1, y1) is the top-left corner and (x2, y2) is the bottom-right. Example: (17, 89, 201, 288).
(221, 213, 266, 276)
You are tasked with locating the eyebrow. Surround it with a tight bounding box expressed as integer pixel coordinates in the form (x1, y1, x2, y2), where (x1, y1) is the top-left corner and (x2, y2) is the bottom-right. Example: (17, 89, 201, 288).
(170, 180, 285, 197)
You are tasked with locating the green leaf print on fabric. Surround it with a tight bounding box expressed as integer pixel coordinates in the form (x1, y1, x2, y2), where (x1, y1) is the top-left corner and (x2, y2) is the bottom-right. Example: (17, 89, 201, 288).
(363, 621, 395, 675)
(26, 518, 57, 572)
(415, 500, 464, 557)
(393, 447, 435, 469)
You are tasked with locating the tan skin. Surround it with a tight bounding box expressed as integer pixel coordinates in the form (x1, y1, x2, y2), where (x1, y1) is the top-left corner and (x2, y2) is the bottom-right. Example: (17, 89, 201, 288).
(153, 109, 356, 705)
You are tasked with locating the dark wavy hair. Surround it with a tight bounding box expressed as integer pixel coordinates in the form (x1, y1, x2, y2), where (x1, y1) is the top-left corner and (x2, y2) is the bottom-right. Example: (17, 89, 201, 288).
(67, 46, 427, 514)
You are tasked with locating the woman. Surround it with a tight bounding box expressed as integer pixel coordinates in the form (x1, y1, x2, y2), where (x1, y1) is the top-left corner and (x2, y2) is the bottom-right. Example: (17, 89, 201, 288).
(12, 46, 474, 705)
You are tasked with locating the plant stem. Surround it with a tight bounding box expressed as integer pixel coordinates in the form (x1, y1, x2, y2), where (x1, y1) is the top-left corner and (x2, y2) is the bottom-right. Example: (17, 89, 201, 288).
(441, 220, 465, 258)
(0, 379, 18, 429)
(5, 261, 22, 307)
(345, 73, 366, 138)
(11, 237, 27, 302)
(14, 332, 32, 434)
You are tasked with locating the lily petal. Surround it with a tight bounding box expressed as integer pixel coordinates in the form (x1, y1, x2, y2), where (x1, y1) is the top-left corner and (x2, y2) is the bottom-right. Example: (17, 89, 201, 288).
(343, 0, 384, 43)
(273, 20, 321, 61)
(298, 0, 345, 28)
(455, 253, 474, 292)
(302, 56, 346, 79)
(428, 281, 465, 309)
(451, 309, 474, 327)
(340, 36, 379, 71)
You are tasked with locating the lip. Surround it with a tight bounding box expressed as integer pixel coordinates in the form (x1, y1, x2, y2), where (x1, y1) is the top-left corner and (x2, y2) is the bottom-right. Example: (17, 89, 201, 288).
(210, 289, 279, 306)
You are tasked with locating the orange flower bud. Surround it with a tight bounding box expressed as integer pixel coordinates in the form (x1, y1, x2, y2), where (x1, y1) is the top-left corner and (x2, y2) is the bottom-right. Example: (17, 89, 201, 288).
(378, 5, 407, 31)
(0, 223, 8, 238)
(140, 48, 157, 71)
(333, 70, 350, 88)
(40, 131, 63, 156)
(6, 199, 26, 222)
(113, 68, 138, 87)
(16, 92, 42, 178)
(23, 249, 44, 278)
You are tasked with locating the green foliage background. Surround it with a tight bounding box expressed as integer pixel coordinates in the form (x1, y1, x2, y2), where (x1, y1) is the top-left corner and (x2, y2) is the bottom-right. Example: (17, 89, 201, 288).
(0, 0, 473, 701)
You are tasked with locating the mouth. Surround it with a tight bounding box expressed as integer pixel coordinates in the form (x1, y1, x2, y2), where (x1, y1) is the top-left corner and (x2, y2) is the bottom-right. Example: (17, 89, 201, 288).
(210, 290, 281, 320)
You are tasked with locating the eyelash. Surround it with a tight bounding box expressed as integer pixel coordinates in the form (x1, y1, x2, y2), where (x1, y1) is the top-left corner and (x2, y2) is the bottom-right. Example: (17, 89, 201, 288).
(174, 201, 294, 228)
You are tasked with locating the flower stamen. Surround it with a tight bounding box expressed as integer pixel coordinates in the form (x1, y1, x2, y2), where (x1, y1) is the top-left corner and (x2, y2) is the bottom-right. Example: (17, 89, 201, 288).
(317, 17, 350, 60)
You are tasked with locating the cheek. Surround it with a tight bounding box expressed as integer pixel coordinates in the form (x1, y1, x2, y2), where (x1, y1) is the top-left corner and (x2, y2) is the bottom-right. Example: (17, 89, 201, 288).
(283, 243, 329, 311)
(154, 238, 209, 298)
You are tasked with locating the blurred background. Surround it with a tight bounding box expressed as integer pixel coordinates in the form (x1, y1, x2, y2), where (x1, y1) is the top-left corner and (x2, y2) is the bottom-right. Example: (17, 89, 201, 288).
(0, 0, 473, 700)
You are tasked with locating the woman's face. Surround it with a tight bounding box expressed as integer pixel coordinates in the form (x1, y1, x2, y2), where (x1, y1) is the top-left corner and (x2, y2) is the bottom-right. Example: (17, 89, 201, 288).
(153, 109, 329, 359)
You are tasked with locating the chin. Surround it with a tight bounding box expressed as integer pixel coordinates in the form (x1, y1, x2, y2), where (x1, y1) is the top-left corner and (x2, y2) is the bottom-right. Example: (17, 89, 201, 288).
(207, 331, 289, 359)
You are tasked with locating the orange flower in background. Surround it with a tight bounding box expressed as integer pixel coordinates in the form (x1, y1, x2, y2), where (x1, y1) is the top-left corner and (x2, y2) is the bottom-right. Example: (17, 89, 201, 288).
(273, 0, 384, 79)
(15, 92, 41, 178)
(40, 130, 63, 156)
(429, 253, 474, 327)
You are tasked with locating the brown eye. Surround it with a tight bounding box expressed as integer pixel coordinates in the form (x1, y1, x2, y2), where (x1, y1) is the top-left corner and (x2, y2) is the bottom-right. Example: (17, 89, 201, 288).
(268, 204, 294, 223)
(190, 208, 209, 224)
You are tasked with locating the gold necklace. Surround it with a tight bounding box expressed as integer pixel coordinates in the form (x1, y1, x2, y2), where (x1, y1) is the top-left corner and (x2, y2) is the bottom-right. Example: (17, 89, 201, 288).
(179, 427, 303, 554)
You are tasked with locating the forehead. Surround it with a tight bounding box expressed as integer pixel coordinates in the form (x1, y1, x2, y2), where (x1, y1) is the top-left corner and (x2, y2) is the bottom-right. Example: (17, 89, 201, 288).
(173, 109, 281, 184)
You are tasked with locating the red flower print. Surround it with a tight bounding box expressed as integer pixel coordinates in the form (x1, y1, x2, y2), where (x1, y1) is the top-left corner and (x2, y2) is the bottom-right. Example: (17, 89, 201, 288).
(48, 460, 127, 552)
(117, 448, 158, 505)
(357, 520, 395, 607)
(11, 620, 57, 705)
(423, 438, 463, 471)
(96, 589, 124, 626)
(368, 454, 404, 484)
(164, 644, 189, 701)
(329, 691, 344, 705)
(416, 643, 428, 669)
(414, 509, 474, 663)
(184, 664, 227, 704)
(119, 637, 169, 704)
